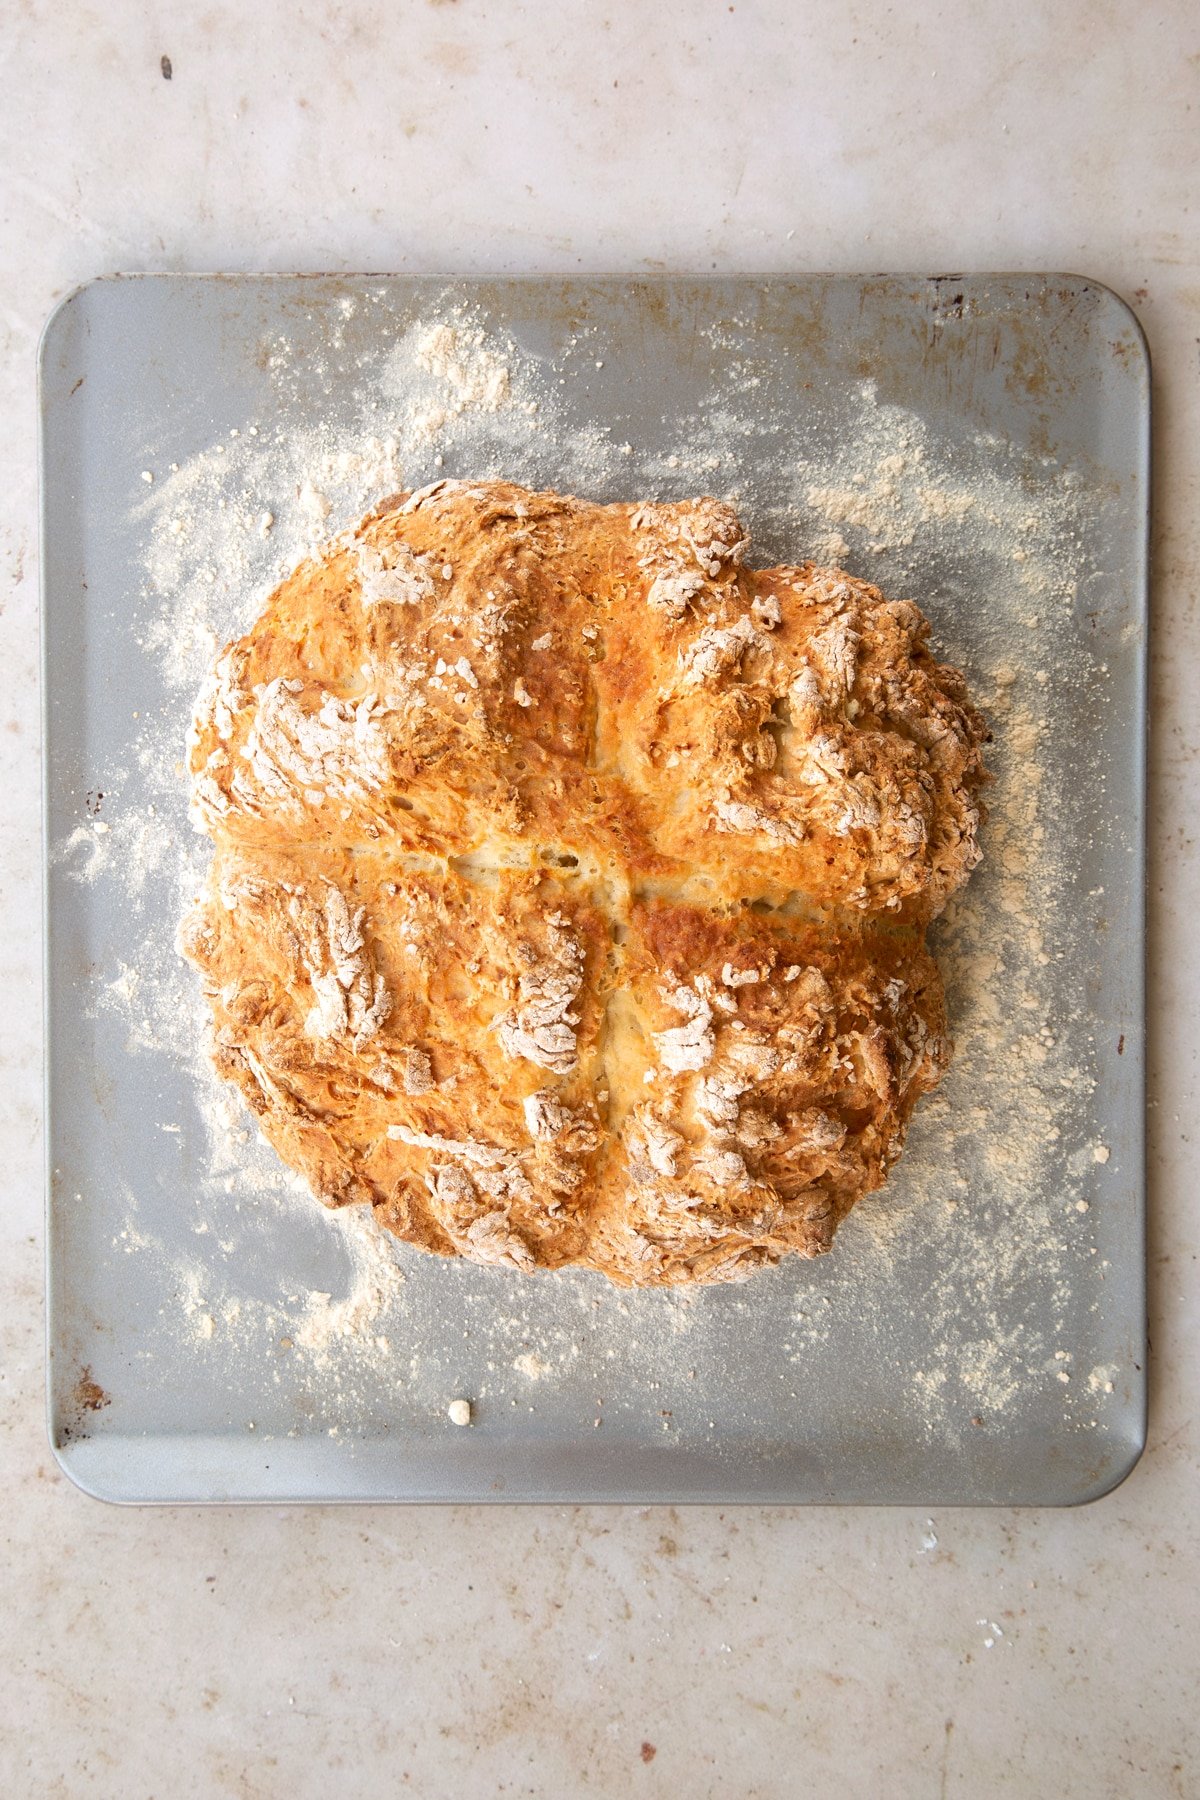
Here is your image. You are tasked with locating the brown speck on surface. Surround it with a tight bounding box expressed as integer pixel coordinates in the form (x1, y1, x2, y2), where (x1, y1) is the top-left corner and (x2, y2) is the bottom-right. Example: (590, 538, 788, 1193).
(60, 1365, 111, 1443)
(161, 54, 172, 79)
(640, 1742, 657, 1763)
(75, 1367, 109, 1413)
(1118, 1034, 1125, 1055)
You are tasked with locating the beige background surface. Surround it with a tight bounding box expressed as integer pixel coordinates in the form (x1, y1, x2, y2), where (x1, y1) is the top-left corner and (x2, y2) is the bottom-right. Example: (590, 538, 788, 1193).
(2, 4, 1197, 1796)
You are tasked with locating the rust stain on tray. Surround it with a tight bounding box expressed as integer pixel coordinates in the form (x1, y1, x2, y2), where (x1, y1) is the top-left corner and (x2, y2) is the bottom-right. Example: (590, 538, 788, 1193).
(58, 1364, 111, 1445)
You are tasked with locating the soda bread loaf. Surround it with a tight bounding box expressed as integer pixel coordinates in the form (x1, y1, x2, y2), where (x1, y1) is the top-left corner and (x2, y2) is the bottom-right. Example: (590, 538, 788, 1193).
(180, 480, 987, 1286)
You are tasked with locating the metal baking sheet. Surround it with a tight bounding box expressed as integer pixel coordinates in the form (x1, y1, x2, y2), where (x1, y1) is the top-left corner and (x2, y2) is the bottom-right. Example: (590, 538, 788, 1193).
(40, 274, 1147, 1504)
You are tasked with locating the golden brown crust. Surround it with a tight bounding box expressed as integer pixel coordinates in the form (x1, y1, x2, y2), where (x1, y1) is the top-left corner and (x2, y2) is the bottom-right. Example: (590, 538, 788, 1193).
(181, 480, 988, 1285)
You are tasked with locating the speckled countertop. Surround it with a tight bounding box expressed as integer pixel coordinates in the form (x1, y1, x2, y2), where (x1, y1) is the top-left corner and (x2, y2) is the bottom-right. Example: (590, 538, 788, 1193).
(2, 4, 1197, 1796)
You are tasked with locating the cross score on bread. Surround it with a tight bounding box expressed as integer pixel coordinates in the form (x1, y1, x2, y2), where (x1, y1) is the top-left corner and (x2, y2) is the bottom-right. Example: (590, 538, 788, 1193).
(180, 480, 988, 1287)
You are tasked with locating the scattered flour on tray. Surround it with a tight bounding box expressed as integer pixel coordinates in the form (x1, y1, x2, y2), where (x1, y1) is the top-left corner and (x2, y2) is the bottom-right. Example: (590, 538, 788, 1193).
(292, 1207, 408, 1364)
(68, 286, 1123, 1445)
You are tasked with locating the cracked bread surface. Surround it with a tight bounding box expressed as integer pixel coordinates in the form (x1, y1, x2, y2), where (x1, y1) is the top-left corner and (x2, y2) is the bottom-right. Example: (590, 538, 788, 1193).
(180, 479, 987, 1286)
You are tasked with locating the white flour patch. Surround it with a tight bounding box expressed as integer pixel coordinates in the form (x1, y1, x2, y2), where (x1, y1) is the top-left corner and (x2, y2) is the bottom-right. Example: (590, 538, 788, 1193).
(292, 1209, 408, 1365)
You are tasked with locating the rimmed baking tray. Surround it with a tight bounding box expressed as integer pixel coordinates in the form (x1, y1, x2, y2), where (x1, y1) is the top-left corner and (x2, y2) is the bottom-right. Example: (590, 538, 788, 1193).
(40, 274, 1147, 1503)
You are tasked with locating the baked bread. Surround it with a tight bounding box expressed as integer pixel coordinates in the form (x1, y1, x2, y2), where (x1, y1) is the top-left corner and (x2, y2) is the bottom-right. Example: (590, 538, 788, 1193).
(180, 480, 987, 1286)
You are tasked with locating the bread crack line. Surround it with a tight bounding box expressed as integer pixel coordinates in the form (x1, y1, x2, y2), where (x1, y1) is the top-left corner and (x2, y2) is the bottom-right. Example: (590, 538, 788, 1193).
(295, 839, 936, 940)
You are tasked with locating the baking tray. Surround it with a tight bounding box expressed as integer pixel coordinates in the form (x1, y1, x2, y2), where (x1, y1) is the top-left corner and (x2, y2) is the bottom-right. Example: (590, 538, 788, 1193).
(40, 274, 1148, 1504)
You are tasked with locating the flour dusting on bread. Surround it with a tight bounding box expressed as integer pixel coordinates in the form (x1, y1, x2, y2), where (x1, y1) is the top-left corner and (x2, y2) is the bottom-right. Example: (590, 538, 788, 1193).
(180, 480, 987, 1286)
